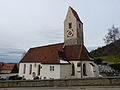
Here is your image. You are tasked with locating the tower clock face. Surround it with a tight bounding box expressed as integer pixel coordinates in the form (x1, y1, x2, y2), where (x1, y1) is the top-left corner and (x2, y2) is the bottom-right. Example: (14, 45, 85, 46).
(67, 29, 74, 37)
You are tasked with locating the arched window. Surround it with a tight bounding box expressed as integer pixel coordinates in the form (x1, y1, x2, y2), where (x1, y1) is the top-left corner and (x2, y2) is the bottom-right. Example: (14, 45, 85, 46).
(29, 64, 32, 74)
(77, 62, 81, 67)
(83, 63, 87, 76)
(23, 64, 26, 74)
(90, 63, 95, 67)
(38, 65, 41, 75)
(69, 23, 72, 29)
(71, 63, 75, 76)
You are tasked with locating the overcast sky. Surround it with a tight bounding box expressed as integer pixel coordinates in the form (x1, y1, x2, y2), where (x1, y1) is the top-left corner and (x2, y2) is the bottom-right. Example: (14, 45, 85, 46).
(0, 0, 120, 50)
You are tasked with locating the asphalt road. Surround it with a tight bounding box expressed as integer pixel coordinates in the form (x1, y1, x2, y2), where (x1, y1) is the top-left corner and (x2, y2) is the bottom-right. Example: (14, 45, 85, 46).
(0, 86, 120, 90)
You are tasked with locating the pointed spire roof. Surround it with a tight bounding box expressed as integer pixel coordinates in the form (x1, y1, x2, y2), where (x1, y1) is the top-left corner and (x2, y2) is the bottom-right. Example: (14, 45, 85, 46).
(69, 6, 83, 24)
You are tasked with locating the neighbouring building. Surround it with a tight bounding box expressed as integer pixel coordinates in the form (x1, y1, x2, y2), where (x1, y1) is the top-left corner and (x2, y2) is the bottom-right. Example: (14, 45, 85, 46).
(0, 62, 18, 74)
(19, 7, 99, 80)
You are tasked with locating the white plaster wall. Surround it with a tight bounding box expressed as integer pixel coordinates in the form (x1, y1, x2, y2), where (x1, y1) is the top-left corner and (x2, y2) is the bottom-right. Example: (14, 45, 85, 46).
(0, 70, 11, 74)
(19, 63, 42, 80)
(83, 61, 94, 77)
(19, 63, 72, 80)
(18, 61, 99, 80)
(82, 61, 99, 78)
(40, 64, 60, 79)
(69, 61, 99, 78)
(69, 61, 81, 78)
(93, 62, 99, 77)
(18, 63, 23, 77)
(60, 64, 71, 79)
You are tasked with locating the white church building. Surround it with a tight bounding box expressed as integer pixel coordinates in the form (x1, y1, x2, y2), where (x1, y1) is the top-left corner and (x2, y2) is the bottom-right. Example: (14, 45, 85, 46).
(18, 7, 99, 80)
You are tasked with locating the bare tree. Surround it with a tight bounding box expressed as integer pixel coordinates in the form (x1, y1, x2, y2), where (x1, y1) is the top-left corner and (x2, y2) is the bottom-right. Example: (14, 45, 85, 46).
(103, 25, 120, 45)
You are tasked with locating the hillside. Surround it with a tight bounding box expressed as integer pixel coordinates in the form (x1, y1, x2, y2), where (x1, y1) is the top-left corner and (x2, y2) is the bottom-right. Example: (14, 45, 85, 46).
(90, 40, 120, 63)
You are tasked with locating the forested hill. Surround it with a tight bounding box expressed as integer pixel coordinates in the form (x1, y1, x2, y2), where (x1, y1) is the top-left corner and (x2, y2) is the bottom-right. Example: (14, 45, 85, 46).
(90, 40, 120, 63)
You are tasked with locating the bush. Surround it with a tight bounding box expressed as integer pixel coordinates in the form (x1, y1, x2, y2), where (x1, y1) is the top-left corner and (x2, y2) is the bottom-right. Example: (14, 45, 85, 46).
(94, 58, 103, 65)
(34, 76, 39, 80)
(8, 75, 18, 80)
(109, 63, 120, 72)
(16, 77, 22, 80)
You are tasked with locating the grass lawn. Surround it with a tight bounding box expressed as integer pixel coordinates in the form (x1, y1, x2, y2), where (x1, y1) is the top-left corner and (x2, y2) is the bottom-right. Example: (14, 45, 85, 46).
(98, 56, 120, 63)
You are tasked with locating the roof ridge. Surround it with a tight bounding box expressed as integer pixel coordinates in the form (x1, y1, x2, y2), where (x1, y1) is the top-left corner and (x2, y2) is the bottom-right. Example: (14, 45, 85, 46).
(83, 45, 92, 60)
(31, 42, 64, 49)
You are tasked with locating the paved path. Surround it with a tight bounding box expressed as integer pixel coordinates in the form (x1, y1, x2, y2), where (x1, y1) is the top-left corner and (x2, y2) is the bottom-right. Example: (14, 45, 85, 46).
(0, 86, 120, 90)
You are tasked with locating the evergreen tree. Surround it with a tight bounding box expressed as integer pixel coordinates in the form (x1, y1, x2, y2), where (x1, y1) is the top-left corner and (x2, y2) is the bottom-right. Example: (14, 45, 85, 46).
(11, 64, 19, 73)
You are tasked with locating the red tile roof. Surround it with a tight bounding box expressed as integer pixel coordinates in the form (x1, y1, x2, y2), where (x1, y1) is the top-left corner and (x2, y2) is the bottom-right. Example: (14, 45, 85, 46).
(63, 45, 92, 61)
(20, 43, 64, 63)
(20, 43, 92, 64)
(0, 62, 16, 70)
(0, 62, 4, 68)
(70, 7, 83, 24)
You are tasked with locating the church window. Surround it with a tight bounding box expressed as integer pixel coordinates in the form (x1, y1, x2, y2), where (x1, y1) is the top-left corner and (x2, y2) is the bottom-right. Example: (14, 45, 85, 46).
(38, 65, 41, 75)
(50, 66, 54, 71)
(23, 64, 26, 74)
(69, 23, 72, 29)
(29, 64, 32, 74)
(34, 63, 36, 67)
(90, 63, 95, 67)
(77, 62, 81, 67)
(83, 63, 87, 76)
(71, 63, 75, 76)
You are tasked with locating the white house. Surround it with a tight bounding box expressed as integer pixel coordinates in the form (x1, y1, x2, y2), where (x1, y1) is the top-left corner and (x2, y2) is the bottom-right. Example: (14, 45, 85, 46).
(18, 7, 99, 80)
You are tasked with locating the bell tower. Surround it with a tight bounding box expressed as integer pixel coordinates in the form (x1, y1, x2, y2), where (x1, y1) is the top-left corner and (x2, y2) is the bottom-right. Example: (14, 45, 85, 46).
(64, 7, 84, 46)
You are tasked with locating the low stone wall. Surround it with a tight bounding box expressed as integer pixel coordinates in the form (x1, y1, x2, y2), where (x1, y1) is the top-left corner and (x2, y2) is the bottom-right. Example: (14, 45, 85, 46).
(0, 77, 120, 88)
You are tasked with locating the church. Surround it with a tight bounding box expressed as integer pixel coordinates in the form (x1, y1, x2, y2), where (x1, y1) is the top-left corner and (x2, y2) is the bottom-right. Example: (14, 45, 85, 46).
(18, 7, 99, 80)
